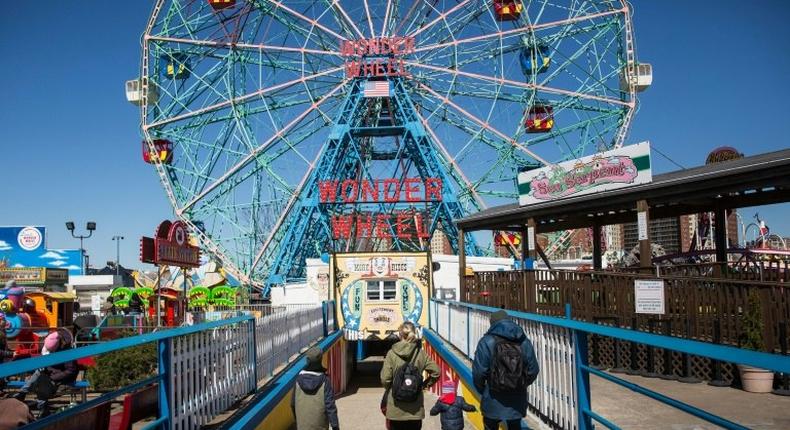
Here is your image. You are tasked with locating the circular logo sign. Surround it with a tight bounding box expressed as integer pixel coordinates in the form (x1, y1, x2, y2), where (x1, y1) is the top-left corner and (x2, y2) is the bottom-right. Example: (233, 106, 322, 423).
(17, 227, 43, 251)
(174, 225, 186, 246)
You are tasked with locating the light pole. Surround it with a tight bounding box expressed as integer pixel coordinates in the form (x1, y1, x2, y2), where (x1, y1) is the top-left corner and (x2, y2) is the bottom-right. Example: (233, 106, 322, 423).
(112, 236, 124, 275)
(66, 221, 96, 275)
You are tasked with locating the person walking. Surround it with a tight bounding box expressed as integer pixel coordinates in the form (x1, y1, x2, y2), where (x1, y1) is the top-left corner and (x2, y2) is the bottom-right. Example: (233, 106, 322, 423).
(291, 346, 340, 430)
(472, 310, 539, 430)
(429, 380, 476, 430)
(381, 322, 440, 430)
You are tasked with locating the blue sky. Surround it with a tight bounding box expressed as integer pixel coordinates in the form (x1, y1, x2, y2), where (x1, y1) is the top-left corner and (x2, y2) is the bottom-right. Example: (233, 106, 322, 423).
(1, 1, 788, 270)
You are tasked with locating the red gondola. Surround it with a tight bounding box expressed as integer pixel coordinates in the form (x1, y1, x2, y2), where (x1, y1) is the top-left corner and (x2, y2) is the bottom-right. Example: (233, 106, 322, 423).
(494, 1, 523, 21)
(525, 106, 554, 133)
(208, 0, 235, 11)
(142, 139, 173, 164)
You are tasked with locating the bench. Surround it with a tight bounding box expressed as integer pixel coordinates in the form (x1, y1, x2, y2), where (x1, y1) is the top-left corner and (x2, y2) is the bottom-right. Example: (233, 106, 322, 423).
(108, 384, 158, 430)
(6, 380, 90, 403)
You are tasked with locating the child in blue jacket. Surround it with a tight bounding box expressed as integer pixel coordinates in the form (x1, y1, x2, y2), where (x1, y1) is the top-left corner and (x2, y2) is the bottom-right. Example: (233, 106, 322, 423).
(429, 380, 476, 430)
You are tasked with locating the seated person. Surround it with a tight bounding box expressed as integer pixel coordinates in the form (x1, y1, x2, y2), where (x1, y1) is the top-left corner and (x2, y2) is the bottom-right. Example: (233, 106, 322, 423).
(12, 330, 78, 406)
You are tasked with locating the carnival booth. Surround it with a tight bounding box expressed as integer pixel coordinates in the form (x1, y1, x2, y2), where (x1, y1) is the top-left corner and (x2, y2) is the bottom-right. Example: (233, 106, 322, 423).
(331, 252, 431, 342)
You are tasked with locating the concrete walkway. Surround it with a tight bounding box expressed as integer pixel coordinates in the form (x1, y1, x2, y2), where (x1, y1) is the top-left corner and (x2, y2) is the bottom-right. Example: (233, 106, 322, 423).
(591, 373, 790, 429)
(335, 357, 474, 430)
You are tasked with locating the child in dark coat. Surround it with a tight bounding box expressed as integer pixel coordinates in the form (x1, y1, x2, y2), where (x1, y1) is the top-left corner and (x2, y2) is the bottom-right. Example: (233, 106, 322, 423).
(429, 380, 476, 430)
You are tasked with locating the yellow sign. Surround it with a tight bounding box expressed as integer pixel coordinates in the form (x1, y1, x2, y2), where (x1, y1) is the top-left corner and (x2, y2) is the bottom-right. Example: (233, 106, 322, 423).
(331, 252, 431, 341)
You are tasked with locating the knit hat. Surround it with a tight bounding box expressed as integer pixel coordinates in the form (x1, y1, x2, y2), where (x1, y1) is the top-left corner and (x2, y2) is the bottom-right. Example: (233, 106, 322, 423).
(439, 379, 458, 404)
(43, 332, 61, 352)
(490, 309, 508, 325)
(303, 346, 325, 372)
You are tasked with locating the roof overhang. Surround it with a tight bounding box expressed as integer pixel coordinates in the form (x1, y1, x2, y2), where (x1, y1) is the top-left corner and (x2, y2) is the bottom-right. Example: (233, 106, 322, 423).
(457, 148, 790, 233)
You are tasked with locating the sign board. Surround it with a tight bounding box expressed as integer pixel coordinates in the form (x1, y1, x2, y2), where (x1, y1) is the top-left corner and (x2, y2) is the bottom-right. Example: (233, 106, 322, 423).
(140, 220, 201, 268)
(635, 279, 665, 314)
(637, 211, 649, 241)
(331, 252, 430, 341)
(518, 142, 652, 206)
(527, 227, 536, 251)
(0, 267, 69, 286)
(0, 226, 83, 276)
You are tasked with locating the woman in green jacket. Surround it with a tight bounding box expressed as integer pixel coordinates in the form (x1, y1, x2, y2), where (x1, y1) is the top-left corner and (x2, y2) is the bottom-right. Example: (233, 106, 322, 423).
(381, 322, 440, 430)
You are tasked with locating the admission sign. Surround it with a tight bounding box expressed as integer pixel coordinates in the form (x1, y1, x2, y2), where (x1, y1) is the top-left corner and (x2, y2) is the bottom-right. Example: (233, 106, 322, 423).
(518, 142, 652, 206)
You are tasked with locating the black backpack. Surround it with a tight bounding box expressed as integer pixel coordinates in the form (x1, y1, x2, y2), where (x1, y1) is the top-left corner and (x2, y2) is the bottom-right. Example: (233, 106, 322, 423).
(489, 335, 527, 393)
(391, 345, 423, 402)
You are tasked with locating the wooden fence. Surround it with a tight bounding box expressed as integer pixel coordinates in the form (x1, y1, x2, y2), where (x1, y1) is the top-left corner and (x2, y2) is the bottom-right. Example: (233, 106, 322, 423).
(464, 269, 790, 382)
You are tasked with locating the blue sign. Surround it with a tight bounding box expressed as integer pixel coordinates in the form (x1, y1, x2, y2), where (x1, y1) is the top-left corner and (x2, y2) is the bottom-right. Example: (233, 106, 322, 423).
(0, 226, 83, 275)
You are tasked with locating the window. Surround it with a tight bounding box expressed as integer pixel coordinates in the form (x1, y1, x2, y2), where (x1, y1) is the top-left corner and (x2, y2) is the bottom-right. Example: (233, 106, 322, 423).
(366, 280, 397, 301)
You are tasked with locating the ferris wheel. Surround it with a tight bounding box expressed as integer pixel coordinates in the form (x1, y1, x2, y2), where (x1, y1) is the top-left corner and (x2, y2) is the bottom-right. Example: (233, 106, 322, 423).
(127, 0, 650, 292)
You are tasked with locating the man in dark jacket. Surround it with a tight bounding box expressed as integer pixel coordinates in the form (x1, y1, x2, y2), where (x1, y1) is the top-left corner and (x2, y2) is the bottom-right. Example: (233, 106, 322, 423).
(472, 310, 539, 430)
(291, 346, 339, 430)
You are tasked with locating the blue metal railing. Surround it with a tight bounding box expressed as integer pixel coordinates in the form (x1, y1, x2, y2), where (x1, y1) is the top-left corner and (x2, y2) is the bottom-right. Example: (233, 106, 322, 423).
(430, 299, 790, 430)
(2, 302, 339, 429)
(1, 315, 253, 430)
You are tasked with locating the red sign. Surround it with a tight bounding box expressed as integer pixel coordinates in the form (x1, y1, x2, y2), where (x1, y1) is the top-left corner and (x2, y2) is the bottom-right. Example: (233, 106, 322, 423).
(330, 211, 431, 240)
(705, 146, 743, 165)
(341, 36, 415, 78)
(140, 220, 201, 268)
(318, 178, 442, 204)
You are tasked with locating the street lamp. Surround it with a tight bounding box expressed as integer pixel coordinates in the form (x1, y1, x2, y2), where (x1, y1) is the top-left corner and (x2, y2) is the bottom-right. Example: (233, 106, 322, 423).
(66, 221, 96, 274)
(112, 236, 124, 275)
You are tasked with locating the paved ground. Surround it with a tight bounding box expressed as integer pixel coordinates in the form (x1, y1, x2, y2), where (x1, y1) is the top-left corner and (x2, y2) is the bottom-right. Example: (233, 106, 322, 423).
(591, 373, 790, 429)
(335, 357, 475, 430)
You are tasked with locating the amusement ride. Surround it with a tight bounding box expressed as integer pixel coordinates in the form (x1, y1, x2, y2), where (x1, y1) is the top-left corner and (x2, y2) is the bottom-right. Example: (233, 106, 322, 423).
(127, 0, 653, 294)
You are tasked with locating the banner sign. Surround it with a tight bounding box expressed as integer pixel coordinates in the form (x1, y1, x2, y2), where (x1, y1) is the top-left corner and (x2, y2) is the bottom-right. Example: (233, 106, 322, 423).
(140, 220, 201, 268)
(0, 226, 83, 276)
(518, 142, 652, 206)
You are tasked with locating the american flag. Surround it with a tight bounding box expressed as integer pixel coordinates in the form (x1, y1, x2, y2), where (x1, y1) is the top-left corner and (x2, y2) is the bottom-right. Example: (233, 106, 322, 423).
(363, 80, 390, 98)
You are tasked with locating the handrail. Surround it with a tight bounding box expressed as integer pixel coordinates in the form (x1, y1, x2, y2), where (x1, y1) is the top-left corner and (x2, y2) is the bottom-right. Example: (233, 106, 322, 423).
(431, 299, 790, 430)
(226, 330, 343, 430)
(433, 299, 790, 374)
(0, 315, 253, 378)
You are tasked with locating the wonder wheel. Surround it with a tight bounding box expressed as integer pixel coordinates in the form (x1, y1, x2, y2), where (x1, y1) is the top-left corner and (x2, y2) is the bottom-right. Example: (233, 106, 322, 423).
(129, 0, 645, 292)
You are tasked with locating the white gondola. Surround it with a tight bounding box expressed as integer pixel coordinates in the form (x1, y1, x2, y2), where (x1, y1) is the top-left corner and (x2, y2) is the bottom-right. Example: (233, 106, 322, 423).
(619, 63, 652, 92)
(125, 79, 159, 105)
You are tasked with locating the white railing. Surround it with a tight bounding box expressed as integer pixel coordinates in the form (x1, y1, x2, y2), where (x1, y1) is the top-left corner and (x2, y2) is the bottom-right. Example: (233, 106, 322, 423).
(169, 303, 326, 428)
(169, 318, 257, 430)
(253, 304, 325, 380)
(430, 300, 579, 430)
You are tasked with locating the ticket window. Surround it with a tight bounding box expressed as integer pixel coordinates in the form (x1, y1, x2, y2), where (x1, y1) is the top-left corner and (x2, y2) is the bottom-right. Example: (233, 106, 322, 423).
(366, 280, 396, 301)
